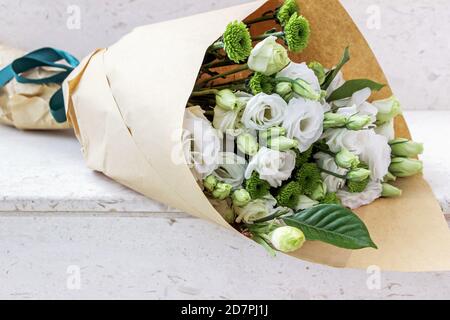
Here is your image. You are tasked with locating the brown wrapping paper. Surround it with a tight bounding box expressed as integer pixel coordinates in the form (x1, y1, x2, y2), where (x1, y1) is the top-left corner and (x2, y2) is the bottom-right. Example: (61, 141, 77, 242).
(0, 44, 70, 130)
(64, 0, 450, 271)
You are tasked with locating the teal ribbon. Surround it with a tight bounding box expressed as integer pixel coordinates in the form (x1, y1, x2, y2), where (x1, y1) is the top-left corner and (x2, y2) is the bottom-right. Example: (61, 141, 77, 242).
(0, 47, 80, 123)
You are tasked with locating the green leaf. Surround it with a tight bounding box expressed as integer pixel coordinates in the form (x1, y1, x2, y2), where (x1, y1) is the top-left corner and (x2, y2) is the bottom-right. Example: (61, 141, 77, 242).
(283, 204, 377, 250)
(321, 47, 350, 90)
(327, 79, 385, 102)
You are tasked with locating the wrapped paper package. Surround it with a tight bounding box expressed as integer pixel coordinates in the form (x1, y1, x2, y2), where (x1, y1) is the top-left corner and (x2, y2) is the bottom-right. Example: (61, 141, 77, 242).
(0, 44, 70, 130)
(64, 0, 450, 271)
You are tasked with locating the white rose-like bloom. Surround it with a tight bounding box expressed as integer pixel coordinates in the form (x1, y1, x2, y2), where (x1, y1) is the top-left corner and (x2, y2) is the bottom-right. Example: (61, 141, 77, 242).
(213, 91, 252, 135)
(212, 152, 247, 189)
(325, 71, 345, 98)
(248, 36, 290, 76)
(276, 62, 321, 96)
(183, 106, 221, 179)
(245, 147, 296, 188)
(241, 93, 287, 131)
(337, 180, 382, 209)
(314, 152, 348, 192)
(375, 119, 395, 140)
(235, 194, 278, 224)
(282, 98, 324, 152)
(322, 128, 391, 180)
(334, 88, 378, 124)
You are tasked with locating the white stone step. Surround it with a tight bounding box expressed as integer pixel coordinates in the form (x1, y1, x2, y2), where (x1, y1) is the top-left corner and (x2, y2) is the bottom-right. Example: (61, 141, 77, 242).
(0, 111, 448, 216)
(1, 215, 449, 299)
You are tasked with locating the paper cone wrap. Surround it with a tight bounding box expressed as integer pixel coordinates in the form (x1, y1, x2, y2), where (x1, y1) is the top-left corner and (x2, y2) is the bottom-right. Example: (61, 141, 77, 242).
(64, 0, 450, 271)
(0, 44, 70, 130)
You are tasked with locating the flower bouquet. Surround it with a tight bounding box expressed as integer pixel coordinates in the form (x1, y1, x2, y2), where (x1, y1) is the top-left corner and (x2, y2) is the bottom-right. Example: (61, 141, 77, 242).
(64, 0, 450, 270)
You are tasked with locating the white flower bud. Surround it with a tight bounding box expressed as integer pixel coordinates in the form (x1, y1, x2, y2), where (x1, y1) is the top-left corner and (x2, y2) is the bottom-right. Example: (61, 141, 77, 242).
(269, 226, 306, 253)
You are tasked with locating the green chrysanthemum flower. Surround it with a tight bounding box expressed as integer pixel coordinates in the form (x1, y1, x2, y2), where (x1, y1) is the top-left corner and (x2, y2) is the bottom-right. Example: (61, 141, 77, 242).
(276, 181, 302, 209)
(321, 193, 341, 205)
(245, 172, 271, 199)
(249, 72, 274, 95)
(277, 0, 299, 27)
(284, 13, 310, 53)
(296, 163, 322, 196)
(223, 21, 253, 63)
(294, 147, 313, 169)
(347, 178, 370, 193)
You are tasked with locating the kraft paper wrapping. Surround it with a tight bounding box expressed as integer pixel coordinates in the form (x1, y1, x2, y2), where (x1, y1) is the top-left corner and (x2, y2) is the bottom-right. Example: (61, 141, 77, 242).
(64, 0, 450, 271)
(0, 44, 70, 130)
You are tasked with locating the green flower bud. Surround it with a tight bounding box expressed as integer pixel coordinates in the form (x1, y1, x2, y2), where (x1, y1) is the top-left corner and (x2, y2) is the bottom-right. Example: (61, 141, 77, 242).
(237, 133, 259, 156)
(346, 115, 372, 130)
(381, 183, 402, 198)
(347, 168, 371, 182)
(323, 112, 347, 129)
(212, 183, 233, 200)
(275, 82, 294, 101)
(383, 172, 397, 182)
(389, 157, 423, 178)
(216, 89, 237, 111)
(269, 226, 305, 253)
(260, 126, 287, 141)
(335, 148, 360, 169)
(232, 189, 251, 207)
(310, 181, 327, 201)
(267, 136, 299, 151)
(389, 138, 424, 158)
(292, 78, 320, 101)
(308, 61, 326, 85)
(374, 96, 402, 124)
(204, 175, 218, 192)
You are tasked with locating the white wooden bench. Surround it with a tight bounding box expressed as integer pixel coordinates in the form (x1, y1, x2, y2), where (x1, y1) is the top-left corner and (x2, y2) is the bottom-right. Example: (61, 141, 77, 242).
(0, 111, 449, 299)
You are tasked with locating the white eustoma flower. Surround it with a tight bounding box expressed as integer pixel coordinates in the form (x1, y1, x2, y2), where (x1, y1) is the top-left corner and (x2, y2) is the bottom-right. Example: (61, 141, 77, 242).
(325, 71, 345, 98)
(375, 119, 395, 140)
(314, 152, 348, 192)
(213, 91, 252, 135)
(235, 194, 278, 224)
(245, 147, 296, 188)
(241, 93, 287, 131)
(322, 128, 391, 180)
(276, 62, 321, 98)
(337, 180, 382, 209)
(212, 152, 247, 189)
(282, 98, 324, 152)
(248, 36, 290, 76)
(183, 106, 221, 179)
(334, 88, 378, 124)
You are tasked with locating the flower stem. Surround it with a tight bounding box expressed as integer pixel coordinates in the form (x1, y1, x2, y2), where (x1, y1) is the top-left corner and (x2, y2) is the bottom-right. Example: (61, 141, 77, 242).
(196, 64, 249, 87)
(202, 59, 238, 70)
(318, 167, 347, 180)
(244, 14, 276, 25)
(190, 89, 220, 97)
(252, 31, 285, 42)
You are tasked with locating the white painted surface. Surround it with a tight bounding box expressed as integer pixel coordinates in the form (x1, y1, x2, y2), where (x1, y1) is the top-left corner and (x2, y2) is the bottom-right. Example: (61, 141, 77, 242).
(0, 0, 449, 110)
(0, 111, 448, 214)
(0, 215, 449, 300)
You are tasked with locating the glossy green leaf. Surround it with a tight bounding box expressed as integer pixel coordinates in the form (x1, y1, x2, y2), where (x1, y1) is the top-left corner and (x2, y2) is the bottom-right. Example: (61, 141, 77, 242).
(327, 79, 385, 102)
(283, 204, 377, 250)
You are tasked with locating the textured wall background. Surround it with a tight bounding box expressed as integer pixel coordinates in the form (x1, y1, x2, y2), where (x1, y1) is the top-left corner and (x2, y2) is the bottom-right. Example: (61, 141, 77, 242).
(0, 0, 448, 110)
